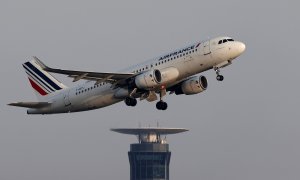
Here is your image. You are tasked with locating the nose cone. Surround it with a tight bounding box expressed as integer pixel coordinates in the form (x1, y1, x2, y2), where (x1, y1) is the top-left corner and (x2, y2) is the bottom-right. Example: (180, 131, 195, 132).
(238, 42, 246, 54)
(236, 41, 246, 56)
(231, 41, 246, 59)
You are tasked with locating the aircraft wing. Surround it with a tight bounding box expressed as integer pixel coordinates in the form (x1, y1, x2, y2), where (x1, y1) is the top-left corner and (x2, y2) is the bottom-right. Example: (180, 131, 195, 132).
(8, 102, 51, 108)
(33, 57, 135, 85)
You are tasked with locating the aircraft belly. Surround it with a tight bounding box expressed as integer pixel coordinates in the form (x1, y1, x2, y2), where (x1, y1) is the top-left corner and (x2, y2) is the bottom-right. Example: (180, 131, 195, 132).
(47, 93, 71, 113)
(93, 95, 121, 108)
(70, 88, 121, 112)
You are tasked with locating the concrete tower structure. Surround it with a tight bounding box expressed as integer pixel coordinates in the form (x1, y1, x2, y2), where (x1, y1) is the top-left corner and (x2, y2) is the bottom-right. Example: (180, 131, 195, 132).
(111, 127, 188, 180)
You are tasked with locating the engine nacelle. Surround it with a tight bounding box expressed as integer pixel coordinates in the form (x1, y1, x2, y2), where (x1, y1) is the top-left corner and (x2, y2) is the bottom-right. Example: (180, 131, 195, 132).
(175, 75, 208, 95)
(160, 67, 180, 85)
(135, 69, 162, 89)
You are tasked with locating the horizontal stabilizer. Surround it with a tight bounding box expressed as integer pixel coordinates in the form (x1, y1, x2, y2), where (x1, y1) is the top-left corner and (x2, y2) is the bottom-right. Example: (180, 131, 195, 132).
(8, 102, 51, 108)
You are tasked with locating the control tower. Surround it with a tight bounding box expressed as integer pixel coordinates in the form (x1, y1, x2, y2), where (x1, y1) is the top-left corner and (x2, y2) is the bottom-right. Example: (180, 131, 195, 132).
(111, 127, 188, 180)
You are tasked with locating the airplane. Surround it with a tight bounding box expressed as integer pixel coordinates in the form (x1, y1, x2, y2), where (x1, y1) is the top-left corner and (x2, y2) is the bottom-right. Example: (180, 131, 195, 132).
(8, 36, 245, 114)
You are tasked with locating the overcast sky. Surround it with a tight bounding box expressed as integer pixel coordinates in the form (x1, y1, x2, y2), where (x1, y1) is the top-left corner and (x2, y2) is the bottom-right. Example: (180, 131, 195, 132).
(0, 1, 299, 180)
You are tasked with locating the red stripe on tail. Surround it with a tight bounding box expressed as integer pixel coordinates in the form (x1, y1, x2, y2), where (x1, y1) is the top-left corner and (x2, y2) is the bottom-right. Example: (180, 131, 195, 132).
(28, 78, 48, 96)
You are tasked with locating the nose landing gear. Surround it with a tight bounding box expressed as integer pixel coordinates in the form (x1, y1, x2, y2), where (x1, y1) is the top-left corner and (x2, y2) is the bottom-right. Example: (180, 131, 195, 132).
(216, 75, 224, 81)
(214, 67, 224, 81)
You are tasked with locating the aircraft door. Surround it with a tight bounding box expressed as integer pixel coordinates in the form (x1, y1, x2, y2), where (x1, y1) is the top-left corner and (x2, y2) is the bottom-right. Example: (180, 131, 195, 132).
(64, 90, 71, 106)
(203, 40, 211, 55)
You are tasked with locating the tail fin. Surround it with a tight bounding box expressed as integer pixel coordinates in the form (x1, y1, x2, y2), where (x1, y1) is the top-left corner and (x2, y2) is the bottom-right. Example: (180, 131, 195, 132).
(22, 57, 67, 101)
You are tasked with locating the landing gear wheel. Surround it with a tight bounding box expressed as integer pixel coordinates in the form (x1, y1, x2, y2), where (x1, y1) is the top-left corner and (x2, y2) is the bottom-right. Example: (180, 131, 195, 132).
(214, 67, 224, 81)
(125, 97, 137, 107)
(161, 102, 168, 110)
(216, 75, 224, 81)
(156, 89, 168, 110)
(130, 98, 137, 106)
(156, 101, 162, 110)
(156, 101, 168, 110)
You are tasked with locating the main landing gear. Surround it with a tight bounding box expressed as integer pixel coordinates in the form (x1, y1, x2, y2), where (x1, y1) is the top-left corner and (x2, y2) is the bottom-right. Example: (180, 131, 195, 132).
(214, 67, 224, 81)
(156, 101, 168, 110)
(156, 89, 168, 110)
(125, 97, 137, 107)
(124, 88, 168, 110)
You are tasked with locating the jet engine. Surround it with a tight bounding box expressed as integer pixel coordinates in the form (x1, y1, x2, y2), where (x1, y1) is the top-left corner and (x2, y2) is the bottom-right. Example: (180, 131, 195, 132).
(134, 67, 180, 90)
(160, 67, 180, 85)
(174, 75, 208, 95)
(135, 69, 162, 89)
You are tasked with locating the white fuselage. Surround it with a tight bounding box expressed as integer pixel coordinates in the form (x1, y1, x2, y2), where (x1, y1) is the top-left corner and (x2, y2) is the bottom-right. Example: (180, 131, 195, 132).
(27, 36, 245, 114)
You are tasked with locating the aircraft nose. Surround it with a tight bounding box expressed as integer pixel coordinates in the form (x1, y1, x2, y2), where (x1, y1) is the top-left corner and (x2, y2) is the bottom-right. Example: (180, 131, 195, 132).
(237, 41, 246, 55)
(231, 41, 246, 59)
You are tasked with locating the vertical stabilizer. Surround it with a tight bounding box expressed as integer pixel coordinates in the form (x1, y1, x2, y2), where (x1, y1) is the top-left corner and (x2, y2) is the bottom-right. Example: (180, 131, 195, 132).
(22, 58, 67, 101)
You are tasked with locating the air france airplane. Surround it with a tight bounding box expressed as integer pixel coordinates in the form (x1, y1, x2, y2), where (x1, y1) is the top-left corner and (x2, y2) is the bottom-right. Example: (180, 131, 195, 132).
(9, 36, 245, 114)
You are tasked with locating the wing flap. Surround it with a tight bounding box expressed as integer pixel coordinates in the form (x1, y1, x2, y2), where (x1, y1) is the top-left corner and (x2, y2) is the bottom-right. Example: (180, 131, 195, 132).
(8, 102, 51, 108)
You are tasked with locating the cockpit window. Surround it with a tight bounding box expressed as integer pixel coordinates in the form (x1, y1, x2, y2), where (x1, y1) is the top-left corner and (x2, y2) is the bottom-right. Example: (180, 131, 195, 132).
(218, 38, 234, 45)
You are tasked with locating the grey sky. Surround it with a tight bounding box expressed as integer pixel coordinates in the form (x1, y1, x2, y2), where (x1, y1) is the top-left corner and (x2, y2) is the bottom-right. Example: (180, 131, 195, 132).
(0, 1, 299, 180)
